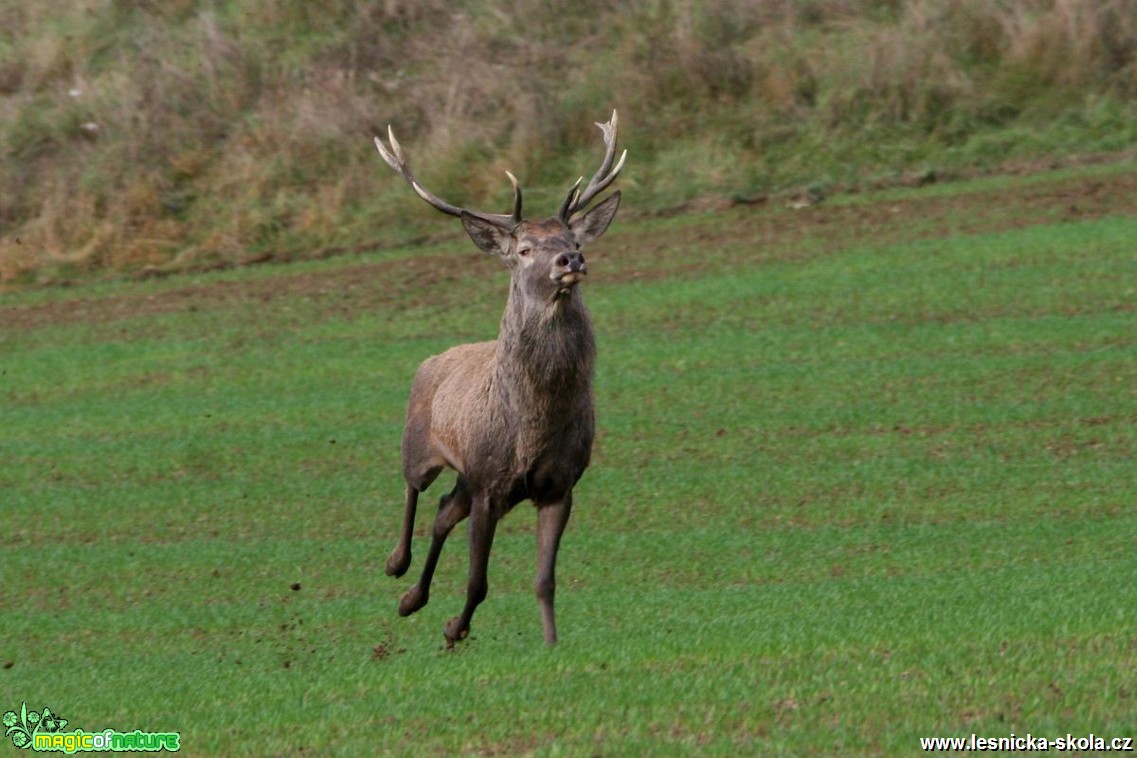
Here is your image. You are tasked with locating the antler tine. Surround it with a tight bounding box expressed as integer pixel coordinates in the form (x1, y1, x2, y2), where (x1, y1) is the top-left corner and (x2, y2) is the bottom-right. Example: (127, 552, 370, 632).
(560, 110, 626, 221)
(374, 126, 519, 228)
(576, 147, 626, 209)
(505, 171, 523, 224)
(590, 111, 619, 184)
(556, 176, 583, 223)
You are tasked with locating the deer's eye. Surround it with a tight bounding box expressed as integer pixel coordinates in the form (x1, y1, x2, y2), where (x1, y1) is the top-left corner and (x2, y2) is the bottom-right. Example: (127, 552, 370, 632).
(517, 247, 532, 257)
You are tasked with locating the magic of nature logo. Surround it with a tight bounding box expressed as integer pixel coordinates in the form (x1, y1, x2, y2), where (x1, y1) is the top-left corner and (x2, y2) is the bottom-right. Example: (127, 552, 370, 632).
(3, 703, 180, 753)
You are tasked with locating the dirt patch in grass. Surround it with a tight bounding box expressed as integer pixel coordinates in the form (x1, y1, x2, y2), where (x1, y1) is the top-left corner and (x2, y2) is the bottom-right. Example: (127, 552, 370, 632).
(0, 252, 493, 331)
(4, 168, 1135, 332)
(601, 168, 1137, 283)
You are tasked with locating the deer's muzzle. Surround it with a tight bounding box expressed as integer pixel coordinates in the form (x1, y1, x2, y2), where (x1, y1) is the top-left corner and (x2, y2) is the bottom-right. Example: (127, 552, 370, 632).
(553, 252, 587, 287)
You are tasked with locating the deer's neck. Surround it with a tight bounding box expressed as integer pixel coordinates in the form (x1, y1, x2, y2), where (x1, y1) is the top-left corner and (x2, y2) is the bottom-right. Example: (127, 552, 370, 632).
(494, 286, 595, 418)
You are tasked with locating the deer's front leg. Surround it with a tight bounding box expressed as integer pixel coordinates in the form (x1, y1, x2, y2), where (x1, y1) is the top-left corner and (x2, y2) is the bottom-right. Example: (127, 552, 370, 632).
(535, 491, 574, 645)
(399, 478, 471, 616)
(444, 494, 499, 647)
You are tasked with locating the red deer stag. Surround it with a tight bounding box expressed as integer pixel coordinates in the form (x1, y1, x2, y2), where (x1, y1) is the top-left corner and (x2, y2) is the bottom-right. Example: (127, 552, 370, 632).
(374, 112, 625, 646)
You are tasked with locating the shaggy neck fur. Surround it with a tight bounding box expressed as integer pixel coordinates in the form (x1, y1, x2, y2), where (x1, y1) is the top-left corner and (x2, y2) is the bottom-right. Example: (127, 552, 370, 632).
(494, 282, 595, 425)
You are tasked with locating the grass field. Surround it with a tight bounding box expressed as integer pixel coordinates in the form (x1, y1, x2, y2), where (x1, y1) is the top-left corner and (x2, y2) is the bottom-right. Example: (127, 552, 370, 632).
(2, 163, 1136, 754)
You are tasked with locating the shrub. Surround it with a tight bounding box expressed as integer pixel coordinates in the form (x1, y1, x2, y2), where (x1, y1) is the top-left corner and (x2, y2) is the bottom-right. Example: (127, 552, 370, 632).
(2, 0, 1136, 284)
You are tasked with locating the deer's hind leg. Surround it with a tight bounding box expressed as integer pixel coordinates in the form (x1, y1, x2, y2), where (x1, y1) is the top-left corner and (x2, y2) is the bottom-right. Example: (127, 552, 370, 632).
(398, 476, 472, 617)
(386, 455, 444, 578)
(386, 484, 420, 578)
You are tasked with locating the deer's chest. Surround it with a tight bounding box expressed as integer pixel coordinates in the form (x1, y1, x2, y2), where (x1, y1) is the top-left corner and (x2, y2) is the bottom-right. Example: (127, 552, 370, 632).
(469, 420, 592, 510)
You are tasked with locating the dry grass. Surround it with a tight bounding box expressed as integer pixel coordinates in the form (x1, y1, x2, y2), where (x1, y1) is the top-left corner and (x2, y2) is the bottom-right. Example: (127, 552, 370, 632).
(2, 0, 1137, 285)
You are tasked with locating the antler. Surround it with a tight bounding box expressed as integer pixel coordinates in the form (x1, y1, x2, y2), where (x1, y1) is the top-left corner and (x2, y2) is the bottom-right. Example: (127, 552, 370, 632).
(559, 110, 627, 222)
(374, 127, 522, 228)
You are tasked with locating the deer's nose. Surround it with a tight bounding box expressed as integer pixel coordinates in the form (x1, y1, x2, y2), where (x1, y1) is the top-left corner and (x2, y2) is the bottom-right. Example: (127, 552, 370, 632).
(556, 252, 586, 273)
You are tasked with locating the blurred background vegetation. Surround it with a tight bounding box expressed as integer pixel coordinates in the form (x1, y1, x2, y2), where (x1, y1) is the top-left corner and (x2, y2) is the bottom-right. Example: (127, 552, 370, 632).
(2, 0, 1136, 285)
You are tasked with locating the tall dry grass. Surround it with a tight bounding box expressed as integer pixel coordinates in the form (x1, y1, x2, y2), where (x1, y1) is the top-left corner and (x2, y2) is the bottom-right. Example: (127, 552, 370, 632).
(2, 0, 1136, 284)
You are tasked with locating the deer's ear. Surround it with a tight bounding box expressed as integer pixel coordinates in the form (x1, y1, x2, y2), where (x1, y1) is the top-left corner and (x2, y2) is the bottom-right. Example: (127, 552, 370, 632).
(570, 191, 621, 246)
(461, 212, 514, 256)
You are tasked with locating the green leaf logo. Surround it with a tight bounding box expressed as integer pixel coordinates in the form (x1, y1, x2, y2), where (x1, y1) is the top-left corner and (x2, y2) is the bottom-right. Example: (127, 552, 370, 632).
(3, 703, 64, 750)
(38, 708, 67, 734)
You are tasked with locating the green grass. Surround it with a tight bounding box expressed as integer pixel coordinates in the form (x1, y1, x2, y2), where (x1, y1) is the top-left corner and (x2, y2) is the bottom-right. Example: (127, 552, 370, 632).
(2, 164, 1136, 754)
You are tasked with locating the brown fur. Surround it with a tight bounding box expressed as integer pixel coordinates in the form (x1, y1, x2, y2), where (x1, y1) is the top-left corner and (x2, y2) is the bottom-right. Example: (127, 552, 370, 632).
(384, 193, 620, 646)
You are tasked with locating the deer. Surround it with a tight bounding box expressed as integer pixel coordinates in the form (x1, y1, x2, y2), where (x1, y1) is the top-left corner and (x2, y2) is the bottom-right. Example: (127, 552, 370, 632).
(373, 112, 626, 647)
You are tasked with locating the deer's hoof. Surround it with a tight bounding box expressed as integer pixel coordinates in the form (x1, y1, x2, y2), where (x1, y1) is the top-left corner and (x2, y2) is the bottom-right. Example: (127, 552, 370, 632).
(444, 616, 469, 647)
(398, 586, 427, 616)
(385, 549, 410, 578)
